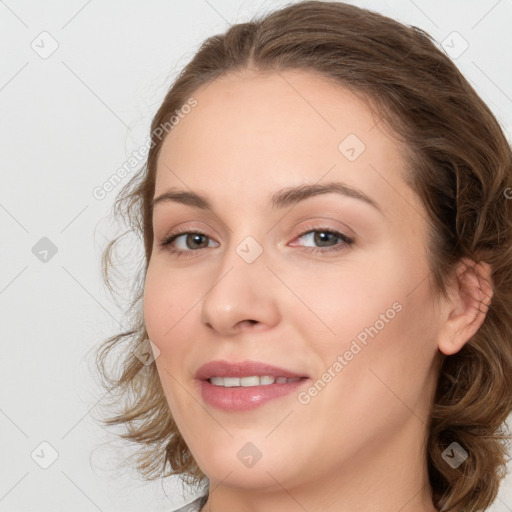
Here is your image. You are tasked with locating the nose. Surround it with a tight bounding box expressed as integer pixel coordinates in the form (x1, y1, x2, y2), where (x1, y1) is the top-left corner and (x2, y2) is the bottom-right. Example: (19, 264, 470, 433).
(200, 250, 281, 336)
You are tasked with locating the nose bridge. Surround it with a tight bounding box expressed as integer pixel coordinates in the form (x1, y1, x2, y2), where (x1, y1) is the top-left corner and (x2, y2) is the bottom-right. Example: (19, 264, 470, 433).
(199, 233, 280, 334)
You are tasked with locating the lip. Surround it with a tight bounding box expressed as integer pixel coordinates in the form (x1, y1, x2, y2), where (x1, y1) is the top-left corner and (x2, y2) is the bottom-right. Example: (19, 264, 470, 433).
(194, 359, 310, 411)
(194, 359, 308, 380)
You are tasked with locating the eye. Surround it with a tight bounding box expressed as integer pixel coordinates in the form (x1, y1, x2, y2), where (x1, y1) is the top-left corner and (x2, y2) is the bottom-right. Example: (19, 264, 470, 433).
(159, 229, 218, 258)
(158, 226, 354, 258)
(291, 226, 354, 254)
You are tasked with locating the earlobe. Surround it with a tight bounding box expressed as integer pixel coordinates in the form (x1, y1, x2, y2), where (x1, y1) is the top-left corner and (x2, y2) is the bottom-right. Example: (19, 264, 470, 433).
(437, 258, 493, 356)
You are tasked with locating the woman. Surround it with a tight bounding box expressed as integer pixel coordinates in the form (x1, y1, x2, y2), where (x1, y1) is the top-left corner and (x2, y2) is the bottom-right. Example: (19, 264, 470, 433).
(96, 2, 512, 511)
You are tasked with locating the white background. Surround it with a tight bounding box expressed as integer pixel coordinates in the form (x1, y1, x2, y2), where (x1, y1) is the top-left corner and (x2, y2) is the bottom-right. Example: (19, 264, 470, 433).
(1, 0, 512, 510)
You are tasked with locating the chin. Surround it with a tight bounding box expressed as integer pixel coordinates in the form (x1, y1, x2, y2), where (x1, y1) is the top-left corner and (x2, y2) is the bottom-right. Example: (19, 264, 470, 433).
(191, 438, 303, 489)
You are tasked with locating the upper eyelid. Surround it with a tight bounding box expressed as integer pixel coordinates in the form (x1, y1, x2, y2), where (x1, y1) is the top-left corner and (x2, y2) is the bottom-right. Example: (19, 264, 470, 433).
(159, 215, 353, 237)
(164, 224, 347, 237)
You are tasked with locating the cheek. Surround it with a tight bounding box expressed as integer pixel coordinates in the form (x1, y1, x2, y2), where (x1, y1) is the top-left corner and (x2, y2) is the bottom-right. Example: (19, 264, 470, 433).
(286, 256, 405, 347)
(143, 265, 201, 415)
(318, 275, 438, 427)
(300, 249, 438, 394)
(142, 263, 197, 352)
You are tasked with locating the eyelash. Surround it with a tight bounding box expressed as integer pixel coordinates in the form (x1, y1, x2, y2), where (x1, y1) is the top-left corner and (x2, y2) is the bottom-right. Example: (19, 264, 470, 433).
(159, 225, 354, 259)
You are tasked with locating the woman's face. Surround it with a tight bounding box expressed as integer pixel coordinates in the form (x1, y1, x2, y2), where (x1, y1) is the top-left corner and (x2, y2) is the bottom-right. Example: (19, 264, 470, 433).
(144, 70, 443, 494)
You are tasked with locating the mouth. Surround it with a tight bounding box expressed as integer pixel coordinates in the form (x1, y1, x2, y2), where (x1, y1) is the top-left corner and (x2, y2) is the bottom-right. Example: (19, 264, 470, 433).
(195, 359, 310, 411)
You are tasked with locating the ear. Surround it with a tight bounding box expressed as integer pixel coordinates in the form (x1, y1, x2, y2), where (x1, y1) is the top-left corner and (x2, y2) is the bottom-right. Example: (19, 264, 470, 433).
(437, 258, 493, 356)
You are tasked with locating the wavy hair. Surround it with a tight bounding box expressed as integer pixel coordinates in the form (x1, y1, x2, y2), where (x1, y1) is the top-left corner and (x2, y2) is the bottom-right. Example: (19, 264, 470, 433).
(94, 2, 512, 510)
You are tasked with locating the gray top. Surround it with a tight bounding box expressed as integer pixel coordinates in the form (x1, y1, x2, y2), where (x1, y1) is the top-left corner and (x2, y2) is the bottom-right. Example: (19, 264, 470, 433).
(171, 495, 208, 512)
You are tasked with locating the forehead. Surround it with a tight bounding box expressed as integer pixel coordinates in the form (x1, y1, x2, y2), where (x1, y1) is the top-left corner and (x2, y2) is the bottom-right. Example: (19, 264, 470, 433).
(158, 69, 385, 162)
(154, 69, 415, 218)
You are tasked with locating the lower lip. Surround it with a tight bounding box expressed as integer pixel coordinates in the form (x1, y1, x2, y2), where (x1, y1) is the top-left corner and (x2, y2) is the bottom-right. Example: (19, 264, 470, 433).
(198, 378, 309, 411)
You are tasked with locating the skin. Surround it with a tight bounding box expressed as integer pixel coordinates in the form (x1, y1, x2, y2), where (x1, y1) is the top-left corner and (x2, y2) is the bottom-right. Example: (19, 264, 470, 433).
(143, 69, 492, 512)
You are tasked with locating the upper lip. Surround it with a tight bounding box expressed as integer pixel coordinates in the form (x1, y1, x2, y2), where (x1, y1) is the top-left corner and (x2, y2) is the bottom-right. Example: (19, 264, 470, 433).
(195, 360, 308, 380)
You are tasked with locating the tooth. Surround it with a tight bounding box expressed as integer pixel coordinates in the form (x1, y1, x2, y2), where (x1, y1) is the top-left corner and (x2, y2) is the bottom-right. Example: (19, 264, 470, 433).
(240, 376, 260, 387)
(223, 377, 240, 387)
(208, 375, 302, 387)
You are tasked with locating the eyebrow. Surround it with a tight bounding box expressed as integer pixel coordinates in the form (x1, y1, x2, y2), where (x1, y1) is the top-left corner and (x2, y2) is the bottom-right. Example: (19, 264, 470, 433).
(152, 181, 383, 215)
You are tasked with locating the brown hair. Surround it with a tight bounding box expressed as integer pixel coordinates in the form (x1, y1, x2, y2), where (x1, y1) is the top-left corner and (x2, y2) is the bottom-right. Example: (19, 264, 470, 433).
(94, 1, 512, 510)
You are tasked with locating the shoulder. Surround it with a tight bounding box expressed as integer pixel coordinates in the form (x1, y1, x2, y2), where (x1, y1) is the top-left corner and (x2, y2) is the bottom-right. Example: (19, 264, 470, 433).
(171, 495, 208, 512)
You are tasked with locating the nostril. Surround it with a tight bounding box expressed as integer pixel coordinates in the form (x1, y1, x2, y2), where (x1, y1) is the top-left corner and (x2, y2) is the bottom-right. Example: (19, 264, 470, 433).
(240, 319, 258, 328)
(232, 319, 261, 332)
